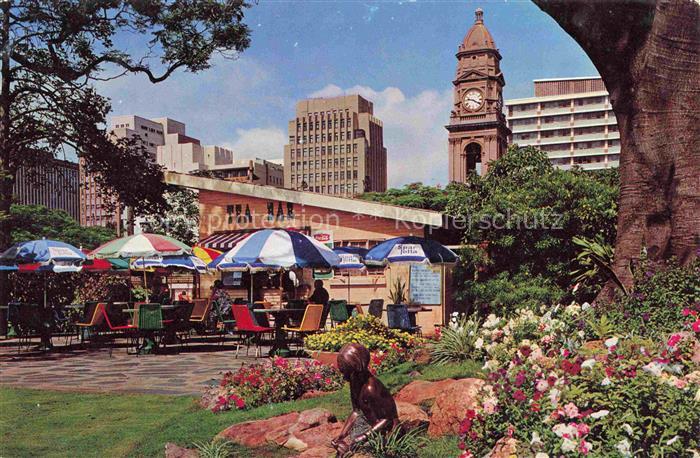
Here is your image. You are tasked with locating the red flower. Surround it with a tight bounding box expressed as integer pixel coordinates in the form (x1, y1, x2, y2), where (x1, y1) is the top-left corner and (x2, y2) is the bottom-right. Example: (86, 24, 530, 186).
(692, 319, 700, 333)
(514, 371, 527, 387)
(513, 390, 526, 402)
(530, 402, 540, 412)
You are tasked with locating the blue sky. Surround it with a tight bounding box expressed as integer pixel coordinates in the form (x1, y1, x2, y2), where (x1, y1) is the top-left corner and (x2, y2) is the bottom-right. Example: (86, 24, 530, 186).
(98, 0, 598, 187)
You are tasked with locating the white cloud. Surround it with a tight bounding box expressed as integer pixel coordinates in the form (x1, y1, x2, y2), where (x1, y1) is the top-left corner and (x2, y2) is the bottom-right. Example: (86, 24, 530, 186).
(224, 127, 287, 160)
(309, 84, 452, 187)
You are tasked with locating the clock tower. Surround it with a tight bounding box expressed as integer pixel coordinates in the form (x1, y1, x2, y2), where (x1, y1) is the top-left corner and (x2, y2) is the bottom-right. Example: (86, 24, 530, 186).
(447, 8, 510, 182)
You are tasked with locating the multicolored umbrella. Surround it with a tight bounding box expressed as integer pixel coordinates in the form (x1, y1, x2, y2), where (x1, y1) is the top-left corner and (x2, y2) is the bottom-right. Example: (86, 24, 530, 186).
(0, 239, 86, 272)
(90, 233, 191, 259)
(208, 229, 340, 271)
(192, 245, 222, 264)
(131, 255, 208, 273)
(365, 236, 458, 265)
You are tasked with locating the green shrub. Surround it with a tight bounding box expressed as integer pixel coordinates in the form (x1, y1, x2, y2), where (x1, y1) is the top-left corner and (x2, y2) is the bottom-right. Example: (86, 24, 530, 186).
(431, 314, 481, 365)
(602, 259, 700, 338)
(362, 424, 427, 458)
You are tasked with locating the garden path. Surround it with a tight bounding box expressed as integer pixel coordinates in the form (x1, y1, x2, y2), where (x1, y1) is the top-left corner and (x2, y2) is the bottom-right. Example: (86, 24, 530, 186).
(0, 337, 263, 396)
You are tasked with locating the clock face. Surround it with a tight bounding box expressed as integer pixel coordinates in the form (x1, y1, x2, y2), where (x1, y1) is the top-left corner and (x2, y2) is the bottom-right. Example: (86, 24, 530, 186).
(463, 89, 484, 111)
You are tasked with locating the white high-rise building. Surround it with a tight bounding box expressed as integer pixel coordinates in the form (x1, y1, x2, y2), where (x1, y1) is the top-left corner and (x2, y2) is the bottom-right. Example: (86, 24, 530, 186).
(505, 77, 620, 170)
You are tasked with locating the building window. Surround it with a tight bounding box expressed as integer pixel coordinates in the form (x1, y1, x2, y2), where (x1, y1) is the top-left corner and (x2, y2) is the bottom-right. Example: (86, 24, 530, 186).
(266, 202, 274, 220)
(276, 202, 285, 220)
(244, 204, 252, 222)
(226, 205, 234, 224)
(235, 204, 242, 223)
(287, 202, 295, 219)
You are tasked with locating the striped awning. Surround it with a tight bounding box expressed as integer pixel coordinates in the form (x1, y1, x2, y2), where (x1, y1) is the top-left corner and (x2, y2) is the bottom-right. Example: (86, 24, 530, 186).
(199, 231, 252, 251)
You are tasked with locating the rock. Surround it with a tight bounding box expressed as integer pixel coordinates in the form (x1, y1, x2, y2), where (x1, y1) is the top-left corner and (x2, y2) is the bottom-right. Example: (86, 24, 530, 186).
(396, 401, 429, 430)
(291, 408, 337, 434)
(165, 442, 199, 458)
(428, 378, 485, 437)
(292, 445, 336, 458)
(488, 437, 519, 458)
(284, 436, 309, 452)
(290, 422, 344, 450)
(217, 412, 300, 447)
(300, 390, 332, 400)
(394, 379, 456, 404)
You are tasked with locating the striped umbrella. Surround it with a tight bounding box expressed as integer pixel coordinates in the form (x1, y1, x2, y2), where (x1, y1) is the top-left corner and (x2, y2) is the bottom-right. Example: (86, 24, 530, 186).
(192, 245, 222, 265)
(90, 233, 191, 288)
(209, 229, 340, 271)
(0, 239, 86, 272)
(90, 233, 191, 259)
(131, 255, 208, 273)
(333, 246, 368, 302)
(365, 236, 458, 265)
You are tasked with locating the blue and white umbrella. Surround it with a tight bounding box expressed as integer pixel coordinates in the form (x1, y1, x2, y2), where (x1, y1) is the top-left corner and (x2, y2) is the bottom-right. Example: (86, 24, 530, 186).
(208, 229, 341, 271)
(365, 236, 458, 265)
(333, 247, 369, 302)
(0, 239, 86, 272)
(131, 255, 209, 274)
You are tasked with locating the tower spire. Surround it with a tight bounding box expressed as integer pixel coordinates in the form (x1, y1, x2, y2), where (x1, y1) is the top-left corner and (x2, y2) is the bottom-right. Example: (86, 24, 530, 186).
(475, 8, 484, 24)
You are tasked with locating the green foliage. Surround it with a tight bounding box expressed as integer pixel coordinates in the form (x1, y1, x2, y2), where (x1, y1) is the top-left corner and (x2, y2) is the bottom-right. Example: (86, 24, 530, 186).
(431, 314, 482, 365)
(389, 277, 407, 304)
(446, 145, 619, 312)
(602, 259, 700, 338)
(130, 286, 150, 302)
(73, 274, 131, 304)
(140, 188, 200, 246)
(193, 439, 236, 458)
(571, 235, 626, 296)
(358, 182, 453, 211)
(586, 314, 615, 340)
(10, 204, 115, 249)
(362, 425, 427, 458)
(458, 272, 565, 317)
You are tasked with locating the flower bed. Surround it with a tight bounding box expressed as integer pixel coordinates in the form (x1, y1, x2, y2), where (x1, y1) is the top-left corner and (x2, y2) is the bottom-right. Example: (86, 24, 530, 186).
(456, 303, 700, 457)
(203, 357, 344, 413)
(304, 315, 422, 373)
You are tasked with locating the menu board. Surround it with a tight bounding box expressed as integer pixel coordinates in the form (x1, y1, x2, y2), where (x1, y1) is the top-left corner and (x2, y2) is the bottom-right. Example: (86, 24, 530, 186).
(409, 264, 442, 305)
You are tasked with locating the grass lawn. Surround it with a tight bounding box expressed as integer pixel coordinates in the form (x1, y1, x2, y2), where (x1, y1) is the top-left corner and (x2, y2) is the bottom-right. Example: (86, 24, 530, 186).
(0, 360, 481, 457)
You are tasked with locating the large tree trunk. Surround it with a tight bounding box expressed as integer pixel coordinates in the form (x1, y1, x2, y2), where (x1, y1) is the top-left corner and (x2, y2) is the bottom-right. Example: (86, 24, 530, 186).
(534, 0, 700, 290)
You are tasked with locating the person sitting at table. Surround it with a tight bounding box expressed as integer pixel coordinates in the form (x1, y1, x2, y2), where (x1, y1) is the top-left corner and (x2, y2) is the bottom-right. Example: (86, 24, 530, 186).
(210, 280, 232, 316)
(308, 279, 330, 327)
(177, 290, 191, 303)
(150, 284, 171, 304)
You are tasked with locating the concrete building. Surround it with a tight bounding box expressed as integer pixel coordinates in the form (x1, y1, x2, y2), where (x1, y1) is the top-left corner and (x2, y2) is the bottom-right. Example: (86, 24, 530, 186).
(205, 158, 285, 187)
(14, 159, 80, 220)
(505, 77, 620, 170)
(284, 94, 387, 197)
(447, 8, 510, 181)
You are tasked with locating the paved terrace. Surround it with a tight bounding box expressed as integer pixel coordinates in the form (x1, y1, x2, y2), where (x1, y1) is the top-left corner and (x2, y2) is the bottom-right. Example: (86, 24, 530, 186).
(0, 337, 264, 396)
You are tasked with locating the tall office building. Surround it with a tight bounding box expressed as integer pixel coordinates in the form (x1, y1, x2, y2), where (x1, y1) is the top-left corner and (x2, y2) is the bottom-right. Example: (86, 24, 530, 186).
(505, 77, 620, 170)
(14, 159, 80, 220)
(284, 95, 387, 196)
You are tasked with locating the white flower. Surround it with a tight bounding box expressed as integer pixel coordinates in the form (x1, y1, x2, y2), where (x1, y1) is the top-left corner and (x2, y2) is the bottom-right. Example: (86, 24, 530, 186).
(695, 388, 700, 402)
(535, 454, 549, 458)
(536, 379, 549, 392)
(549, 388, 561, 407)
(474, 337, 484, 349)
(577, 330, 585, 338)
(590, 410, 610, 419)
(581, 359, 596, 369)
(605, 336, 619, 348)
(643, 362, 664, 377)
(601, 377, 611, 386)
(561, 438, 577, 452)
(616, 439, 632, 457)
(581, 302, 591, 310)
(621, 423, 634, 435)
(530, 431, 543, 446)
(666, 436, 679, 445)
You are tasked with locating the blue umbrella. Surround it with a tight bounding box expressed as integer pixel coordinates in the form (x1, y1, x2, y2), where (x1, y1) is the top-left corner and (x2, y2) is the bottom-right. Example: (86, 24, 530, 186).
(131, 254, 209, 274)
(208, 229, 341, 271)
(333, 247, 369, 302)
(0, 239, 86, 272)
(365, 236, 458, 265)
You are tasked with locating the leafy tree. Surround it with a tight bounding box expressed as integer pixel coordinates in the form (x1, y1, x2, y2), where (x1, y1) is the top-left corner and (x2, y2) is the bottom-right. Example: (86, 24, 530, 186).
(358, 182, 453, 211)
(9, 204, 115, 249)
(0, 0, 252, 309)
(533, 0, 700, 292)
(140, 188, 199, 246)
(447, 146, 619, 308)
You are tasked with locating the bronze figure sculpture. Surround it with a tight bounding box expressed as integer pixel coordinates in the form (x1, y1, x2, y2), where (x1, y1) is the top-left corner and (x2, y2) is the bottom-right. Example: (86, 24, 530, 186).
(331, 343, 399, 457)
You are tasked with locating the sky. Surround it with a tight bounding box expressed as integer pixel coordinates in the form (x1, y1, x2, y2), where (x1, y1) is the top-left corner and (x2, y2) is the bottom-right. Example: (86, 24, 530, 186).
(98, 0, 599, 188)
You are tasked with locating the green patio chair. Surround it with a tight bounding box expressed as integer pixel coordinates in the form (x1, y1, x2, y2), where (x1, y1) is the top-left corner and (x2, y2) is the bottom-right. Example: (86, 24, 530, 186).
(328, 300, 350, 327)
(133, 303, 163, 355)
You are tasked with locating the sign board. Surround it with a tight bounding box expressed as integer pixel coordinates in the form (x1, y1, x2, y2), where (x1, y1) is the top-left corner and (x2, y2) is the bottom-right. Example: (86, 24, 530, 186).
(222, 271, 243, 287)
(48, 246, 79, 259)
(409, 264, 441, 305)
(387, 244, 426, 262)
(311, 230, 334, 249)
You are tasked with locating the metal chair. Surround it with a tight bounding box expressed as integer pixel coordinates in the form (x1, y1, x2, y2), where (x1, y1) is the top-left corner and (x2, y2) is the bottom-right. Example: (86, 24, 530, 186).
(368, 299, 384, 319)
(387, 304, 421, 335)
(231, 304, 273, 358)
(283, 303, 324, 348)
(328, 300, 350, 327)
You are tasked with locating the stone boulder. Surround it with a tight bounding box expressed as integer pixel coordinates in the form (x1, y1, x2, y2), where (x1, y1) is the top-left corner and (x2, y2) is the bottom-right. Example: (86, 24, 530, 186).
(292, 445, 336, 458)
(164, 442, 199, 458)
(396, 401, 429, 430)
(217, 412, 300, 447)
(489, 437, 519, 458)
(394, 379, 457, 405)
(287, 422, 344, 451)
(428, 378, 485, 437)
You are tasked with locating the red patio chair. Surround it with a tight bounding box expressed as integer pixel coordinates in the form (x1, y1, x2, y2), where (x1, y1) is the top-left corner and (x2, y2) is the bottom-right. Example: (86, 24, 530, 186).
(231, 304, 273, 358)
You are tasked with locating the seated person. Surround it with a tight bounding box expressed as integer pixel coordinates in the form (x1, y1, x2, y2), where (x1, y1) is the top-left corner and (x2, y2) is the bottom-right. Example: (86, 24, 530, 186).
(177, 290, 191, 303)
(308, 279, 330, 327)
(332, 343, 398, 457)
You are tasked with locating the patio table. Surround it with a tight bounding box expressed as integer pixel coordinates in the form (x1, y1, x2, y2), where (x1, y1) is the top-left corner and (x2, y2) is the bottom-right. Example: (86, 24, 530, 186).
(253, 308, 291, 356)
